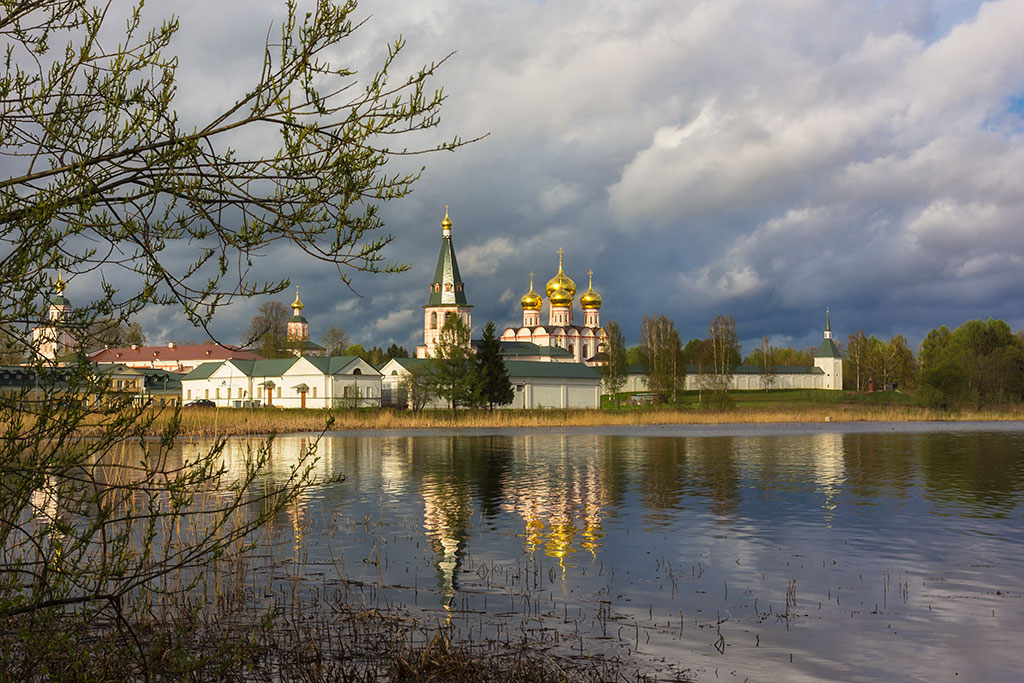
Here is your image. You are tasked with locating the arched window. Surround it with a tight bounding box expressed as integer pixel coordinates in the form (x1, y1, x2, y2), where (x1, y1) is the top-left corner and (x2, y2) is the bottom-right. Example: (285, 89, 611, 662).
(583, 344, 588, 358)
(353, 368, 362, 375)
(445, 282, 452, 292)
(569, 343, 574, 355)
(430, 312, 437, 329)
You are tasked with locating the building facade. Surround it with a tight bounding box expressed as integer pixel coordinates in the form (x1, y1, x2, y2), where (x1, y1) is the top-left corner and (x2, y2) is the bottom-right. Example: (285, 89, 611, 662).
(181, 355, 380, 408)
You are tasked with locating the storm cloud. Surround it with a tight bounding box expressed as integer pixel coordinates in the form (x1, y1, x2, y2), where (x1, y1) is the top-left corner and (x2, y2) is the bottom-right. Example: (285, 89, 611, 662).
(110, 0, 1024, 355)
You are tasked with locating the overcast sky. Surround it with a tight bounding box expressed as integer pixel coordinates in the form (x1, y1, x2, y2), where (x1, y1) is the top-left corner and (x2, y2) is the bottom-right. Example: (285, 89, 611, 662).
(114, 0, 1024, 355)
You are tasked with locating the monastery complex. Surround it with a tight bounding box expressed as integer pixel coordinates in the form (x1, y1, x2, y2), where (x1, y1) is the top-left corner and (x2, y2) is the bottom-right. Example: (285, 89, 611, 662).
(16, 207, 842, 409)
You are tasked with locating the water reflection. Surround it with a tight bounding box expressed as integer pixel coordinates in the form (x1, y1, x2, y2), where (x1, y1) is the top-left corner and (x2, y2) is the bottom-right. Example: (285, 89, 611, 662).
(168, 427, 1024, 681)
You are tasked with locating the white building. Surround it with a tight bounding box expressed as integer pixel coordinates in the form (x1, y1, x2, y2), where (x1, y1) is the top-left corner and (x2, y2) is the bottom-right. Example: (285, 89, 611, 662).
(182, 355, 381, 408)
(618, 310, 844, 394)
(380, 357, 601, 410)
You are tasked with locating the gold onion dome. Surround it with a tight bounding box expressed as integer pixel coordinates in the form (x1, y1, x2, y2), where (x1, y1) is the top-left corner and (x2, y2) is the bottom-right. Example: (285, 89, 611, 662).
(521, 272, 543, 310)
(580, 270, 601, 309)
(545, 248, 576, 307)
(441, 206, 453, 232)
(291, 286, 304, 312)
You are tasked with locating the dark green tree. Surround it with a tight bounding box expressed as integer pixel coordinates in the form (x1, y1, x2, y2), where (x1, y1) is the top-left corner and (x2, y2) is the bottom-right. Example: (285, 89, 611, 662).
(918, 319, 1024, 406)
(601, 321, 629, 408)
(475, 321, 513, 409)
(429, 314, 478, 418)
(385, 343, 410, 359)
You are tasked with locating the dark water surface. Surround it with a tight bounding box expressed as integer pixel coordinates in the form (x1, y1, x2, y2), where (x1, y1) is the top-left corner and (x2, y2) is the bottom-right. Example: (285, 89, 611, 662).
(224, 422, 1024, 682)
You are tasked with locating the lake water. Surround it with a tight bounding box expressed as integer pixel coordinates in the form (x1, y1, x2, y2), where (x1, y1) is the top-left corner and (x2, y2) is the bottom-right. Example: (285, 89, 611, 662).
(218, 422, 1024, 682)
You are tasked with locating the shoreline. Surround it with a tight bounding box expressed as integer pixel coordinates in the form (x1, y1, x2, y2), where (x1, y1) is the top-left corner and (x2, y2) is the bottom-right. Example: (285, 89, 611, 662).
(153, 403, 1024, 438)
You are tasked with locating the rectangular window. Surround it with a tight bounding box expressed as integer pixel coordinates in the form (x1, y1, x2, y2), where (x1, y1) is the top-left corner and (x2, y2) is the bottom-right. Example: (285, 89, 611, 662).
(238, 387, 243, 398)
(204, 389, 209, 399)
(312, 387, 317, 398)
(276, 387, 281, 399)
(187, 389, 192, 400)
(215, 388, 220, 399)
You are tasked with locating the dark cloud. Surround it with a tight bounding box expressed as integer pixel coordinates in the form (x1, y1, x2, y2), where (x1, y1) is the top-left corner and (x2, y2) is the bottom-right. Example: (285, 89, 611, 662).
(80, 0, 1024, 357)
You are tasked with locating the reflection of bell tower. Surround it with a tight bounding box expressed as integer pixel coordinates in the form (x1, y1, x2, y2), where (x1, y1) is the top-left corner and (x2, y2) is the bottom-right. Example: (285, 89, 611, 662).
(417, 207, 472, 359)
(422, 477, 471, 607)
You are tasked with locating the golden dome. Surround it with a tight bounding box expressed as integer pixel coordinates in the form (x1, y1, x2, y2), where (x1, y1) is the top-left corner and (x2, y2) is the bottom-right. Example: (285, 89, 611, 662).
(580, 270, 601, 309)
(54, 270, 66, 294)
(441, 205, 452, 232)
(545, 248, 576, 307)
(291, 286, 304, 312)
(520, 272, 543, 310)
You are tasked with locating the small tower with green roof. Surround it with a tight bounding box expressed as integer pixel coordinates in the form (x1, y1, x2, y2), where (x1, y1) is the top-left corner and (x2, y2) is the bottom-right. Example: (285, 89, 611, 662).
(813, 307, 843, 390)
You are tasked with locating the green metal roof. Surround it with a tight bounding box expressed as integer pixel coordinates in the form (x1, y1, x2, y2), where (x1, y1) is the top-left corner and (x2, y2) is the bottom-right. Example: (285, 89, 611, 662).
(183, 362, 222, 380)
(384, 357, 433, 374)
(815, 338, 842, 359)
(301, 355, 370, 375)
(505, 360, 601, 380)
(731, 364, 824, 375)
(427, 235, 468, 306)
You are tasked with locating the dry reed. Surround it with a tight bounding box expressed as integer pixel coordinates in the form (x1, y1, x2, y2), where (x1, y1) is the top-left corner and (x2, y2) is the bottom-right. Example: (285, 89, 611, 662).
(133, 403, 1024, 438)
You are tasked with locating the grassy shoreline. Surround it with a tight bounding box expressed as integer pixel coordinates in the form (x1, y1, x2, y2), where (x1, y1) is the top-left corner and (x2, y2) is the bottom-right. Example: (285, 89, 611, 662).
(158, 399, 1024, 438)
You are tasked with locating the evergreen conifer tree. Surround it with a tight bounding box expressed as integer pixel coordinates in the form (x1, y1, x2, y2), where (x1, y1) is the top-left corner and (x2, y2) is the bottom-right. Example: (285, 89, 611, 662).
(476, 321, 514, 409)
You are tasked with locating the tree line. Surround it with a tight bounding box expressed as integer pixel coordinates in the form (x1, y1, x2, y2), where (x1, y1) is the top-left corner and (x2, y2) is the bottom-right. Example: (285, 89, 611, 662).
(602, 313, 1024, 407)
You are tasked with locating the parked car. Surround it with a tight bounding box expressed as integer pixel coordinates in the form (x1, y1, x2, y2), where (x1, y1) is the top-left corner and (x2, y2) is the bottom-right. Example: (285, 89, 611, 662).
(185, 399, 215, 407)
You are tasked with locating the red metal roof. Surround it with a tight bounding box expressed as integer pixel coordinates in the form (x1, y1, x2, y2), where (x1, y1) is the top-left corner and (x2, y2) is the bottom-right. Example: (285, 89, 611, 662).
(88, 342, 264, 365)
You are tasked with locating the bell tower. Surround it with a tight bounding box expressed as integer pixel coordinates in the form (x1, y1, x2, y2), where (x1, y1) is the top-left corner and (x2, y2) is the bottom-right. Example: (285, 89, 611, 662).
(417, 207, 472, 358)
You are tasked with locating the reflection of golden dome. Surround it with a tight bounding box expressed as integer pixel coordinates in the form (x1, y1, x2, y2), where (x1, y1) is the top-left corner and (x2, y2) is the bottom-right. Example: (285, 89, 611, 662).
(545, 248, 576, 307)
(291, 286, 304, 312)
(520, 272, 543, 310)
(580, 270, 601, 309)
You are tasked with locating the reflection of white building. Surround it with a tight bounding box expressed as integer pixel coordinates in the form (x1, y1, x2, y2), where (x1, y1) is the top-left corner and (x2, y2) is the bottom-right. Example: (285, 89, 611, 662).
(181, 355, 380, 408)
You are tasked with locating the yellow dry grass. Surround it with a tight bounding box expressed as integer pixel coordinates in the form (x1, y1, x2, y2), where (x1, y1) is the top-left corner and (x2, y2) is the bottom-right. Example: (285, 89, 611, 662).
(150, 403, 1024, 438)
